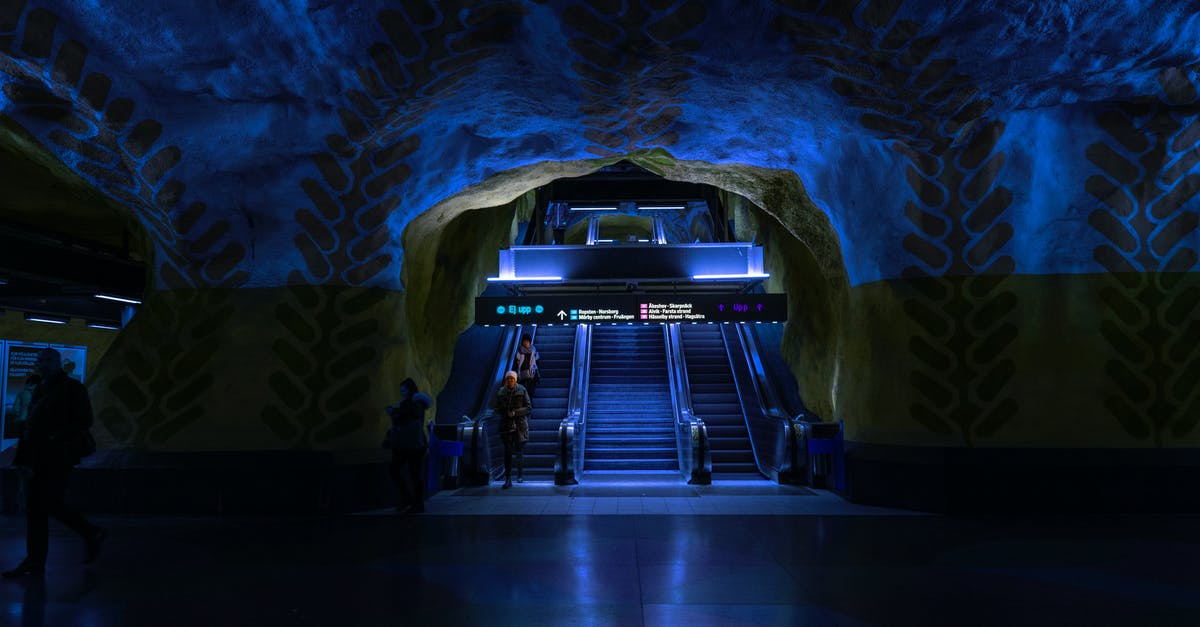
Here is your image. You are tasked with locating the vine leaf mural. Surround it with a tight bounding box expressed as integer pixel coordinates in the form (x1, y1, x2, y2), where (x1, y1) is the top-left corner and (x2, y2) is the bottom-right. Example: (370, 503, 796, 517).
(291, 1, 528, 287)
(772, 0, 1017, 445)
(96, 290, 238, 447)
(260, 287, 389, 448)
(0, 3, 249, 288)
(560, 0, 706, 157)
(1086, 66, 1200, 445)
(272, 3, 527, 446)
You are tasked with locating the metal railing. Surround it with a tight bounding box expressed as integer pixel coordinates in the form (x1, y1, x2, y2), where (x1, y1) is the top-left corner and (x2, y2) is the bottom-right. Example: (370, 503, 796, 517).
(555, 323, 591, 485)
(729, 322, 811, 484)
(664, 323, 711, 485)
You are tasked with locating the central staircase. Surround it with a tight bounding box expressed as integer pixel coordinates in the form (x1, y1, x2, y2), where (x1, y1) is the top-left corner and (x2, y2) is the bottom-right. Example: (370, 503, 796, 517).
(584, 325, 677, 472)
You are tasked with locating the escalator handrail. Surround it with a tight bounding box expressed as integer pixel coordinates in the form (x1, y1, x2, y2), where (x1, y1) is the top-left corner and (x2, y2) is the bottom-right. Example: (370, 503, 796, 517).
(735, 323, 800, 423)
(556, 323, 591, 484)
(733, 322, 808, 481)
(664, 323, 712, 484)
(464, 324, 526, 480)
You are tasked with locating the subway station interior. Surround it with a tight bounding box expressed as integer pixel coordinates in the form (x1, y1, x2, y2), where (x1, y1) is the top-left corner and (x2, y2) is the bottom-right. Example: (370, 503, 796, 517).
(1, 0, 1199, 624)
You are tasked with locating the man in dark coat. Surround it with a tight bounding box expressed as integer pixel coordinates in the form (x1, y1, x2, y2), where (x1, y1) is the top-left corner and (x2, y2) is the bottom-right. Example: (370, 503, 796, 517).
(492, 371, 531, 489)
(3, 348, 105, 578)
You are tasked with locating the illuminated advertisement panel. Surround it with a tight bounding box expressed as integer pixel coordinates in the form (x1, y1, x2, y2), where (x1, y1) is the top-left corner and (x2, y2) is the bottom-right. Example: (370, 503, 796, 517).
(1, 341, 88, 441)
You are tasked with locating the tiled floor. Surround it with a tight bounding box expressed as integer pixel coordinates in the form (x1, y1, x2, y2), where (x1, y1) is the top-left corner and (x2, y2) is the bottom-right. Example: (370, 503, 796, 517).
(1, 474, 1198, 626)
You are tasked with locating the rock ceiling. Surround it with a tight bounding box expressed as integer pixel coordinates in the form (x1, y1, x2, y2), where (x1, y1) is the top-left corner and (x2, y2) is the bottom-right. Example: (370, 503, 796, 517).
(1, 0, 1197, 288)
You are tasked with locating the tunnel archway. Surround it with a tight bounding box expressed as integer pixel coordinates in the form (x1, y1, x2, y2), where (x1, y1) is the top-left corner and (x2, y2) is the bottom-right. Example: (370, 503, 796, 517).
(403, 151, 850, 427)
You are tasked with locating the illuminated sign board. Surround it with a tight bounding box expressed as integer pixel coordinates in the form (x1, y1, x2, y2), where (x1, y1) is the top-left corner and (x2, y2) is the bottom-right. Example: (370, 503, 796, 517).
(475, 294, 787, 325)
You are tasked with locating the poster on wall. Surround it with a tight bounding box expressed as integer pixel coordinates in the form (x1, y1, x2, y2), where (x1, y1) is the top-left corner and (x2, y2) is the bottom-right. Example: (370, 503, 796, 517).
(1, 341, 88, 441)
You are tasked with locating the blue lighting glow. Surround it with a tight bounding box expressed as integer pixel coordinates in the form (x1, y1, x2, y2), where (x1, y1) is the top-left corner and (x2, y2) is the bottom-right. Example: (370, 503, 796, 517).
(26, 315, 68, 325)
(692, 273, 770, 280)
(485, 276, 564, 282)
(94, 294, 143, 305)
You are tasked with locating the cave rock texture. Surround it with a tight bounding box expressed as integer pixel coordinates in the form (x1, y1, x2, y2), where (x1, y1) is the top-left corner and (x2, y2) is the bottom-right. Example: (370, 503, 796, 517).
(1, 1, 1198, 452)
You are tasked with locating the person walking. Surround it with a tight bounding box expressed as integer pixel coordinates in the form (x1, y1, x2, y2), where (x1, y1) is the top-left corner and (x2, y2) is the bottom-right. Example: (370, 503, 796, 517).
(385, 378, 432, 514)
(492, 371, 531, 488)
(3, 348, 104, 578)
(512, 333, 540, 398)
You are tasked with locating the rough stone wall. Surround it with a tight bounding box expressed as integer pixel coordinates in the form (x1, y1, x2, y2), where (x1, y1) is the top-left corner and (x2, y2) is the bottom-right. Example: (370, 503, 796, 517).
(2, 1, 1199, 457)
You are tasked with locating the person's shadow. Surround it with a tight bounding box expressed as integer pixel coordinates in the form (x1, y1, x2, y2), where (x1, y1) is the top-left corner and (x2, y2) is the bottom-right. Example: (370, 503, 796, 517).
(16, 569, 101, 626)
(18, 577, 45, 627)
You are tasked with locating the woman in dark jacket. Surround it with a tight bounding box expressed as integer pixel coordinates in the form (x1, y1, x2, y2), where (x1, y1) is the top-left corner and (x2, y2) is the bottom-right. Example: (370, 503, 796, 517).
(386, 378, 432, 513)
(513, 333, 539, 398)
(492, 371, 531, 488)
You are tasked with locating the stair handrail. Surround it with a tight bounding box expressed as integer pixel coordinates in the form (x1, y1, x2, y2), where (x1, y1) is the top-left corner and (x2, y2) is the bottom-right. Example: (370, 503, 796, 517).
(664, 323, 712, 485)
(462, 324, 525, 484)
(555, 323, 591, 485)
(731, 322, 805, 483)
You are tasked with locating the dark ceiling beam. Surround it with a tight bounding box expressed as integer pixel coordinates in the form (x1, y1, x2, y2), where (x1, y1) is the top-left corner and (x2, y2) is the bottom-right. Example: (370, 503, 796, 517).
(0, 226, 144, 295)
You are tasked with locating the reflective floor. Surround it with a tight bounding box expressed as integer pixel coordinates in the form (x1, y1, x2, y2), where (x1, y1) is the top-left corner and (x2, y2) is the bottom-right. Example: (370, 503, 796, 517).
(2, 477, 1198, 626)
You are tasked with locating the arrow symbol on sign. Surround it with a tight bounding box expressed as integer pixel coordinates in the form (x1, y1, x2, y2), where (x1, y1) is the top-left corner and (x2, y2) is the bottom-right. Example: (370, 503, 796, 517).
(557, 310, 568, 320)
(718, 304, 724, 312)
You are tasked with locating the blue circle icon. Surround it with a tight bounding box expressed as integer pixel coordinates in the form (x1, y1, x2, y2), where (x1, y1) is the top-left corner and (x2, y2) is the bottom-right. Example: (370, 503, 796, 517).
(535, 305, 544, 314)
(496, 306, 506, 314)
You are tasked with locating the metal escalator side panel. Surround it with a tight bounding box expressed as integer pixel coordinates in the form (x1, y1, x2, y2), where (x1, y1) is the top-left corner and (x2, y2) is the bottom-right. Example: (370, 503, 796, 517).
(556, 323, 591, 484)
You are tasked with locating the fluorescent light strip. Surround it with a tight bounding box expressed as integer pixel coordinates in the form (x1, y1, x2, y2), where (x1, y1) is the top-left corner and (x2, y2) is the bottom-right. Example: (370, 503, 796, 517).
(485, 276, 563, 282)
(95, 293, 142, 305)
(692, 273, 770, 280)
(87, 322, 121, 330)
(638, 205, 685, 211)
(569, 206, 619, 212)
(27, 316, 67, 325)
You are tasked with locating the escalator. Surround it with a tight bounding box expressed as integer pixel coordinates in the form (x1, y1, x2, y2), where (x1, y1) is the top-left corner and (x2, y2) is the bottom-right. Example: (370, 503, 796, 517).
(585, 325, 677, 472)
(679, 324, 757, 475)
(522, 325, 575, 479)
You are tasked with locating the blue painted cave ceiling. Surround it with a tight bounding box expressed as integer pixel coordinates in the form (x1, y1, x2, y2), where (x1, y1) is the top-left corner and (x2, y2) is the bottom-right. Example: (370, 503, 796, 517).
(1, 0, 1198, 289)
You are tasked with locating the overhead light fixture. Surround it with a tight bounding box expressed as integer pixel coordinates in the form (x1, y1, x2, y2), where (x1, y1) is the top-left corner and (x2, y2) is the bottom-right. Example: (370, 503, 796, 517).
(87, 322, 121, 330)
(0, 277, 7, 285)
(485, 276, 563, 282)
(692, 273, 770, 280)
(569, 206, 618, 212)
(26, 313, 69, 325)
(638, 205, 685, 211)
(95, 293, 142, 305)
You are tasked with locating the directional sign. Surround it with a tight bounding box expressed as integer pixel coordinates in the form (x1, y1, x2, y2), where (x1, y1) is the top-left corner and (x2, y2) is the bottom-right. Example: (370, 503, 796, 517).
(475, 294, 787, 325)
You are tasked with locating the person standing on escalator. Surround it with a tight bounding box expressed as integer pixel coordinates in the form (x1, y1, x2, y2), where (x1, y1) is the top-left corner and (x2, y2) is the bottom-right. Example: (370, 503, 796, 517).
(512, 333, 539, 399)
(492, 371, 531, 489)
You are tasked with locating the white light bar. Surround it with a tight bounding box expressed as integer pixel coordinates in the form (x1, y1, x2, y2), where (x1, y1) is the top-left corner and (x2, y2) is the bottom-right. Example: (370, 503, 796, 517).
(638, 205, 685, 211)
(87, 322, 121, 330)
(0, 278, 7, 285)
(95, 293, 142, 305)
(692, 273, 770, 280)
(26, 315, 68, 325)
(569, 206, 619, 212)
(485, 276, 563, 282)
